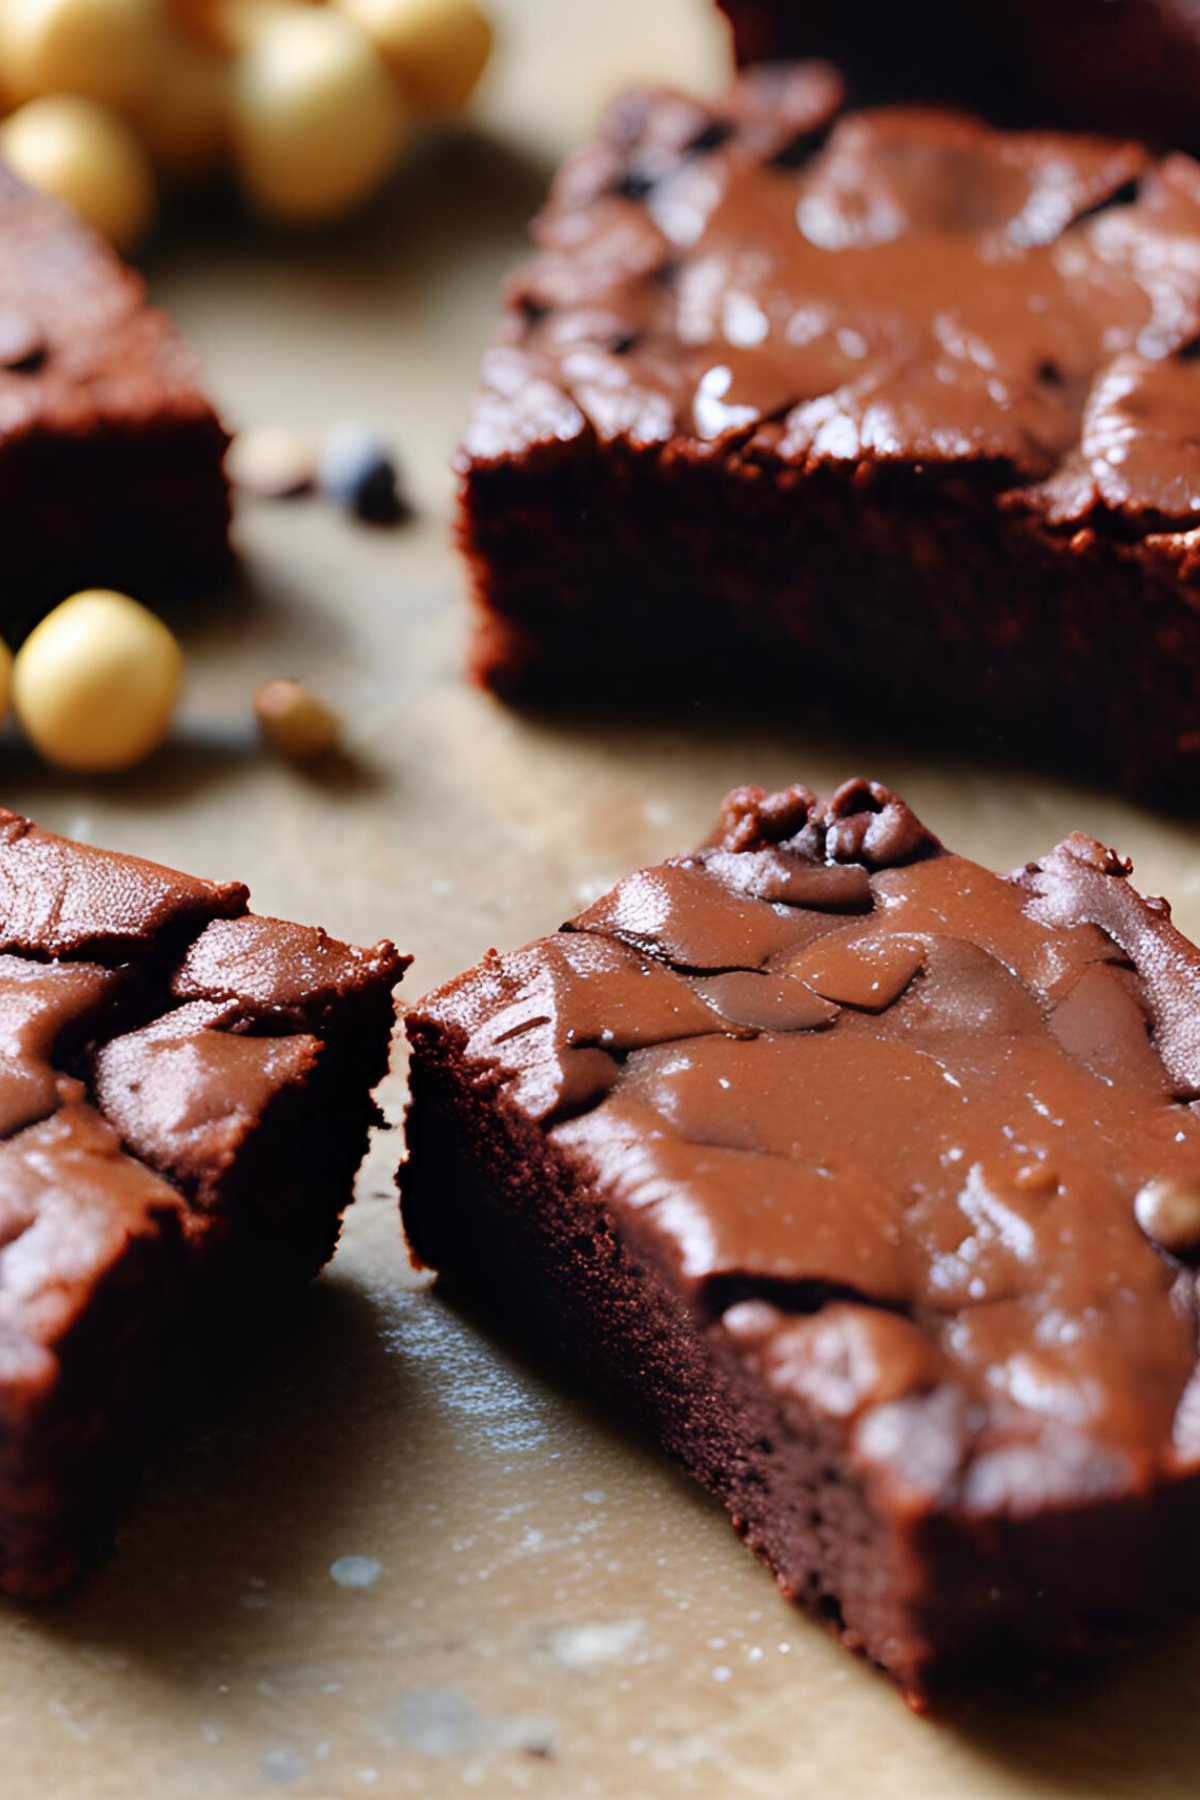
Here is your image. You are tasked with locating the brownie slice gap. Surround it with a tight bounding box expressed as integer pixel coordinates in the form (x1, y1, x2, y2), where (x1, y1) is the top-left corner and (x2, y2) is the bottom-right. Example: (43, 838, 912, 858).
(401, 777, 1200, 1707)
(0, 809, 406, 1596)
(459, 65, 1200, 797)
(0, 165, 232, 638)
(716, 0, 1200, 153)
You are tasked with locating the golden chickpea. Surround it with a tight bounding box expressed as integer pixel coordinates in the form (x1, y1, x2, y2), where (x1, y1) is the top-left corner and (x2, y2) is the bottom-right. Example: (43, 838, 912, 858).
(335, 0, 492, 114)
(1135, 1177, 1200, 1256)
(0, 95, 156, 250)
(14, 590, 183, 773)
(0, 0, 157, 107)
(0, 636, 12, 726)
(128, 18, 229, 181)
(254, 678, 340, 761)
(231, 10, 407, 225)
(167, 0, 313, 57)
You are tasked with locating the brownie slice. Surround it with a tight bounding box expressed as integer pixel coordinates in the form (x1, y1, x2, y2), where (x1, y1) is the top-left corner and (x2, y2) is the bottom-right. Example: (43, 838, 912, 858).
(0, 164, 232, 637)
(460, 65, 1200, 797)
(717, 0, 1200, 152)
(0, 808, 406, 1595)
(402, 778, 1200, 1705)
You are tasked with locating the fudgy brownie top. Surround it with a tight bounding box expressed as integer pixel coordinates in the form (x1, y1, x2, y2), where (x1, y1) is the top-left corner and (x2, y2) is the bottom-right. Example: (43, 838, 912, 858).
(0, 809, 404, 1417)
(417, 780, 1200, 1514)
(0, 165, 223, 443)
(467, 63, 1200, 538)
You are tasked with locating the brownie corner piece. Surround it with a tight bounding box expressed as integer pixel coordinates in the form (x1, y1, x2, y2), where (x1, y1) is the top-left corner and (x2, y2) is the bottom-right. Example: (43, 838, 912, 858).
(458, 63, 1200, 795)
(0, 164, 233, 634)
(0, 807, 407, 1597)
(401, 776, 1200, 1704)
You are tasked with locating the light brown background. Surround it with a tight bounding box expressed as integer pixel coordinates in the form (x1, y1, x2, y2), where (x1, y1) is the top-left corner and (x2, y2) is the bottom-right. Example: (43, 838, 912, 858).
(5, 2, 1200, 1793)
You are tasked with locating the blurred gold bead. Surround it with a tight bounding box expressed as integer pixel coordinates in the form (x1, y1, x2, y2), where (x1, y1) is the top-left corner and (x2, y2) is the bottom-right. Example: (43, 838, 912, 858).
(14, 590, 183, 773)
(128, 18, 229, 180)
(255, 678, 340, 761)
(165, 0, 313, 57)
(1135, 1177, 1200, 1256)
(0, 95, 156, 250)
(232, 9, 407, 224)
(0, 636, 13, 727)
(336, 0, 492, 114)
(0, 0, 157, 106)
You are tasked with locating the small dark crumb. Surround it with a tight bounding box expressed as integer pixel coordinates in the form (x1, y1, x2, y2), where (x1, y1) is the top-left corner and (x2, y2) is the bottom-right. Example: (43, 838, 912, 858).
(614, 166, 656, 202)
(1037, 359, 1064, 386)
(610, 331, 641, 355)
(318, 420, 409, 527)
(687, 119, 733, 156)
(770, 127, 831, 172)
(517, 293, 551, 326)
(1070, 175, 1142, 227)
(523, 1743, 556, 1761)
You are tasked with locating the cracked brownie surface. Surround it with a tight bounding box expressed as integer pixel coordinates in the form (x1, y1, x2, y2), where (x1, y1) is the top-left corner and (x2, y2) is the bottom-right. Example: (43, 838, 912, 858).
(0, 809, 406, 1596)
(402, 779, 1200, 1702)
(460, 66, 1200, 793)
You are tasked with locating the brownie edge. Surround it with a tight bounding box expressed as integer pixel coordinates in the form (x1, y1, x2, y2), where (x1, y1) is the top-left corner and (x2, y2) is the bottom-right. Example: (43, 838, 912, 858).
(401, 778, 1200, 1705)
(0, 808, 408, 1596)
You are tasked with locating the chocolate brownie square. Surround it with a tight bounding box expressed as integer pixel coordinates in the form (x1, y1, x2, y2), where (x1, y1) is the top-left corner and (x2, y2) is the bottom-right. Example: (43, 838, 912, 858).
(0, 808, 405, 1595)
(459, 65, 1200, 796)
(402, 777, 1200, 1704)
(0, 164, 232, 636)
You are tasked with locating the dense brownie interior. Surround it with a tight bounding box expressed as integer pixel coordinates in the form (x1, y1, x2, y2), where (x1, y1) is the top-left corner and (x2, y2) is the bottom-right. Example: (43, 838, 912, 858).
(402, 779, 1200, 1702)
(0, 809, 405, 1596)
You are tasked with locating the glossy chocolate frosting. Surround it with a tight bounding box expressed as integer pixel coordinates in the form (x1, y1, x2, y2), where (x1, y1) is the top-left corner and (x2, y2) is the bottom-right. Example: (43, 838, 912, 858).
(424, 781, 1200, 1513)
(468, 64, 1200, 535)
(0, 808, 404, 1414)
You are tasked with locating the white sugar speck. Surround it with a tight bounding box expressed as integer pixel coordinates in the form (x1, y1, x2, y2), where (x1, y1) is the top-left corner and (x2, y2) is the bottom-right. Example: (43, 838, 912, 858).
(330, 1554, 383, 1590)
(712, 1666, 732, 1683)
(545, 1618, 645, 1672)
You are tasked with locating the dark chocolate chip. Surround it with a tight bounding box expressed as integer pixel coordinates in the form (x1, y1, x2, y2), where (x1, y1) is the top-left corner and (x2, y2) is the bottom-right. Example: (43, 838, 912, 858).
(769, 126, 831, 172)
(318, 420, 408, 526)
(610, 331, 641, 355)
(516, 293, 550, 326)
(614, 166, 656, 202)
(1070, 176, 1142, 228)
(1037, 359, 1064, 386)
(687, 119, 734, 156)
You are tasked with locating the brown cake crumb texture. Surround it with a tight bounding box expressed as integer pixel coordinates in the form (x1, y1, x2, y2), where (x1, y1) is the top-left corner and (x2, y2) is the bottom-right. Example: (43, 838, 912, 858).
(460, 65, 1200, 794)
(0, 809, 406, 1596)
(402, 778, 1200, 1706)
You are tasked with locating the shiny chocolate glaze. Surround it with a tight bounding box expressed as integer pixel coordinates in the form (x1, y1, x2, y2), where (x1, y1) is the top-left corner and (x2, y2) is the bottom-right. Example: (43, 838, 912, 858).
(467, 65, 1200, 537)
(0, 808, 404, 1419)
(422, 780, 1200, 1514)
